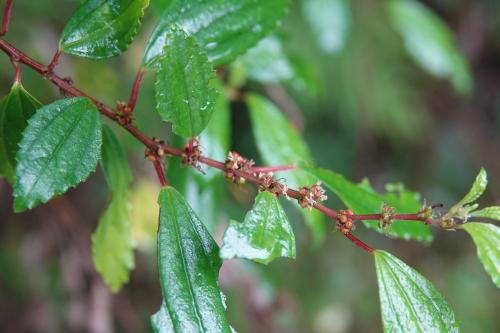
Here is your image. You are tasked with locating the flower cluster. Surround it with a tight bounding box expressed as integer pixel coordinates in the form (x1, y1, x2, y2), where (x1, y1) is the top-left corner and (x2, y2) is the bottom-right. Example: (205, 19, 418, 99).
(298, 181, 327, 209)
(378, 203, 395, 230)
(336, 209, 354, 234)
(224, 152, 255, 184)
(144, 137, 166, 161)
(181, 138, 203, 173)
(258, 172, 288, 197)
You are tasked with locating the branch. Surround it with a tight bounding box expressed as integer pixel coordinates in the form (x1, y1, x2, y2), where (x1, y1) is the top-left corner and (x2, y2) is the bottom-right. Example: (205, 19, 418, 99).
(0, 38, 431, 252)
(0, 0, 13, 36)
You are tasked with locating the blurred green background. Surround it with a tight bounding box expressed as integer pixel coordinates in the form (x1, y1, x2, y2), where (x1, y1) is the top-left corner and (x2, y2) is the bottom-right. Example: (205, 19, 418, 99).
(1, 0, 499, 332)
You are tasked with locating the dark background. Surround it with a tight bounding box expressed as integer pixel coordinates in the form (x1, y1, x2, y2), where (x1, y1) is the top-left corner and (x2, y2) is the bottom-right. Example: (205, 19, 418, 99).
(1, 0, 499, 332)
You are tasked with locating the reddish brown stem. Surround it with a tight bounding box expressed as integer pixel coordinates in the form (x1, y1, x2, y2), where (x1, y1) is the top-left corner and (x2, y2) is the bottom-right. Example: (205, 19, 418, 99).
(0, 37, 427, 253)
(11, 58, 20, 83)
(128, 68, 145, 111)
(0, 0, 13, 36)
(47, 48, 61, 73)
(351, 213, 425, 221)
(252, 165, 296, 173)
(344, 233, 374, 253)
(152, 158, 168, 187)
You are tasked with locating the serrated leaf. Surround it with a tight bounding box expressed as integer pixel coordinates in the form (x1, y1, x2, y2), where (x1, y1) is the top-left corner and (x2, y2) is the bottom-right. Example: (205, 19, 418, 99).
(155, 29, 218, 137)
(457, 168, 487, 206)
(220, 191, 295, 265)
(60, 0, 150, 59)
(305, 167, 433, 242)
(92, 126, 134, 292)
(374, 250, 460, 333)
(386, 0, 472, 94)
(154, 187, 231, 332)
(0, 83, 42, 185)
(143, 0, 290, 67)
(13, 97, 102, 212)
(471, 206, 500, 220)
(461, 223, 500, 288)
(302, 0, 351, 54)
(247, 93, 326, 244)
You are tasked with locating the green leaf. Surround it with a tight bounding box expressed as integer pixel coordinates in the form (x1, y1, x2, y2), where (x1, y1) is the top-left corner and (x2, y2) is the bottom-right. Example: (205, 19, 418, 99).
(60, 0, 150, 59)
(100, 126, 133, 193)
(236, 36, 294, 84)
(457, 168, 487, 206)
(302, 0, 351, 54)
(167, 89, 231, 234)
(155, 187, 231, 332)
(461, 223, 500, 288)
(143, 0, 290, 67)
(155, 29, 218, 137)
(220, 191, 296, 265)
(151, 303, 174, 333)
(471, 206, 500, 220)
(247, 93, 326, 244)
(92, 197, 134, 292)
(13, 97, 102, 212)
(386, 0, 472, 94)
(92, 126, 134, 292)
(0, 83, 42, 185)
(374, 250, 460, 333)
(305, 167, 433, 242)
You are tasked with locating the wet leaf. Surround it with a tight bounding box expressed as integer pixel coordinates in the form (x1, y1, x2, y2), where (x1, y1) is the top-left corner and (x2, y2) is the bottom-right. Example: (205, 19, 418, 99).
(471, 206, 500, 221)
(143, 0, 290, 67)
(220, 191, 296, 264)
(60, 0, 150, 58)
(153, 187, 231, 332)
(247, 93, 326, 244)
(305, 167, 433, 242)
(457, 168, 487, 206)
(461, 223, 500, 288)
(374, 250, 460, 333)
(0, 83, 41, 185)
(13, 97, 102, 212)
(155, 29, 218, 137)
(92, 126, 134, 292)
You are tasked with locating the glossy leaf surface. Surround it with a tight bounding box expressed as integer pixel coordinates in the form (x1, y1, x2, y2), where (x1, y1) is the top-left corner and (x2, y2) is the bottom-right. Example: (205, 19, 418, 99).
(306, 167, 433, 242)
(374, 250, 459, 333)
(461, 223, 500, 288)
(143, 0, 290, 67)
(247, 93, 326, 243)
(0, 83, 41, 185)
(471, 206, 500, 220)
(92, 126, 134, 292)
(386, 0, 472, 93)
(13, 97, 102, 212)
(457, 168, 487, 206)
(60, 0, 150, 58)
(154, 187, 230, 332)
(155, 29, 218, 137)
(220, 191, 296, 265)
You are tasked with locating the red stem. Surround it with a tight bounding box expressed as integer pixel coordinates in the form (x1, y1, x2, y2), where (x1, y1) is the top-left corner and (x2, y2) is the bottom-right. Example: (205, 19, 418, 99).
(0, 37, 428, 253)
(128, 68, 145, 111)
(0, 0, 13, 36)
(344, 233, 374, 253)
(47, 48, 61, 73)
(152, 158, 168, 187)
(351, 213, 424, 221)
(252, 165, 296, 173)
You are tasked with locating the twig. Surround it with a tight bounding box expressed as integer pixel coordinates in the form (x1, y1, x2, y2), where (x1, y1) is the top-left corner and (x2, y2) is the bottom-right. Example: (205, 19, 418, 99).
(128, 68, 144, 111)
(0, 0, 13, 36)
(0, 38, 430, 252)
